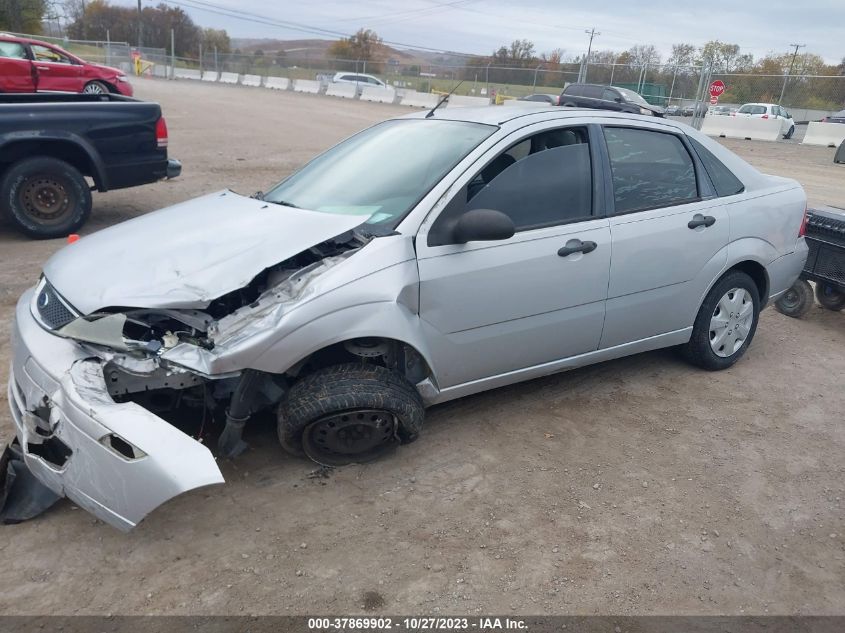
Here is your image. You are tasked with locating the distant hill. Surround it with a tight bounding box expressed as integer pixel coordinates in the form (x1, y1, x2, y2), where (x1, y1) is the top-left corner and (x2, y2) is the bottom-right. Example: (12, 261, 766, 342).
(229, 37, 468, 68)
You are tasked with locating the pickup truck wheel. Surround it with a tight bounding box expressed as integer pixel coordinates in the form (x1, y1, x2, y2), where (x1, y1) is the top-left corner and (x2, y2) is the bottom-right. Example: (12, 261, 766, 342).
(82, 81, 109, 94)
(774, 279, 813, 318)
(278, 363, 424, 467)
(682, 271, 760, 370)
(0, 157, 92, 239)
(815, 283, 845, 311)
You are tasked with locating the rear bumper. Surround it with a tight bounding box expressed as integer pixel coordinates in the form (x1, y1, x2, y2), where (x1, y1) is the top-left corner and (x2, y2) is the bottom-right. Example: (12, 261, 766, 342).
(767, 238, 810, 302)
(7, 288, 223, 531)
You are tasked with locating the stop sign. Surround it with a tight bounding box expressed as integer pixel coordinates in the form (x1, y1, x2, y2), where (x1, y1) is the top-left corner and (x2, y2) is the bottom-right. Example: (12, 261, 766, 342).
(709, 80, 726, 98)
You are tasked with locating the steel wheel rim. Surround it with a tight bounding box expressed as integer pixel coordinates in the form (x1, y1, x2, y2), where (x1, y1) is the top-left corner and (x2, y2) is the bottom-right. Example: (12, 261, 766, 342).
(20, 175, 73, 225)
(83, 83, 106, 94)
(779, 288, 801, 310)
(301, 409, 397, 466)
(709, 287, 754, 358)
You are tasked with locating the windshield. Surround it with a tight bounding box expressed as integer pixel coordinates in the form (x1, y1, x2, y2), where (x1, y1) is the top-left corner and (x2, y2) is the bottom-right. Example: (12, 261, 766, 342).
(615, 87, 650, 106)
(263, 119, 496, 229)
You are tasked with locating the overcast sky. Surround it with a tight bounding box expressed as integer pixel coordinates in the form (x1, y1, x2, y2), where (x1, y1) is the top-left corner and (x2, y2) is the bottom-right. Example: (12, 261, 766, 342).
(122, 0, 844, 63)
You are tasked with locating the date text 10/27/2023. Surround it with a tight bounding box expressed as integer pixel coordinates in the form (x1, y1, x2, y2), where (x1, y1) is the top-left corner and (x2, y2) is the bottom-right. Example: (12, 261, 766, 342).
(307, 617, 528, 631)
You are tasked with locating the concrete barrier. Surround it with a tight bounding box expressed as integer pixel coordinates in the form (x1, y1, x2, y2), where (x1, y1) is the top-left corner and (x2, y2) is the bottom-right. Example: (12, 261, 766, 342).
(446, 95, 490, 107)
(360, 86, 397, 104)
(241, 74, 262, 87)
(174, 68, 202, 80)
(802, 122, 845, 147)
(219, 72, 239, 84)
(293, 79, 321, 94)
(264, 77, 290, 90)
(399, 91, 440, 108)
(700, 116, 782, 142)
(152, 65, 169, 79)
(325, 82, 358, 99)
(201, 71, 219, 82)
(501, 99, 549, 108)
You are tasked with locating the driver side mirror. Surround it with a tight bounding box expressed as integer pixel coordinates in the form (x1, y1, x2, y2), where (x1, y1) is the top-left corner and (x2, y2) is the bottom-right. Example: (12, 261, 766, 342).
(452, 208, 515, 244)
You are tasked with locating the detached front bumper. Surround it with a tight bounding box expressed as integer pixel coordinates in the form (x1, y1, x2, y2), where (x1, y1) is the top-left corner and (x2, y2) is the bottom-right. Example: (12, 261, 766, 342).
(7, 288, 224, 531)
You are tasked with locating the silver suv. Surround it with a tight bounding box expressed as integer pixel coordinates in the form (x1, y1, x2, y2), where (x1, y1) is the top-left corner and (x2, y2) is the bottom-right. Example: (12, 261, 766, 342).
(7, 107, 808, 530)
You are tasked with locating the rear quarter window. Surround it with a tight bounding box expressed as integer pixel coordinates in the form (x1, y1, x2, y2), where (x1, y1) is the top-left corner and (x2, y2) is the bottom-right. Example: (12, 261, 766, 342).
(688, 137, 745, 197)
(0, 41, 27, 59)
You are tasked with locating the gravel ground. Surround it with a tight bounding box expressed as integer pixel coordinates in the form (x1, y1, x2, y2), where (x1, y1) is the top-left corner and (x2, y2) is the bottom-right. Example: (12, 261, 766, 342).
(0, 79, 843, 616)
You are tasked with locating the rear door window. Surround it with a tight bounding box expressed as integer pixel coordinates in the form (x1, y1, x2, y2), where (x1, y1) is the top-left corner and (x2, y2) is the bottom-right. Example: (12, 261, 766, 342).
(603, 127, 699, 213)
(582, 85, 603, 99)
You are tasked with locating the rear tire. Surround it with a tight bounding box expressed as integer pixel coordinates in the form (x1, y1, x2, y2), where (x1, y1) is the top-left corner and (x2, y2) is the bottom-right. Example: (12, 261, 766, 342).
(278, 363, 424, 466)
(784, 125, 795, 140)
(815, 283, 845, 311)
(0, 157, 92, 239)
(682, 271, 760, 371)
(774, 279, 813, 318)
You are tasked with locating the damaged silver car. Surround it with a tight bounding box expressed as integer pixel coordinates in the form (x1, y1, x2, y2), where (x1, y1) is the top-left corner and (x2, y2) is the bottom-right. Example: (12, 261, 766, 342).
(6, 107, 808, 530)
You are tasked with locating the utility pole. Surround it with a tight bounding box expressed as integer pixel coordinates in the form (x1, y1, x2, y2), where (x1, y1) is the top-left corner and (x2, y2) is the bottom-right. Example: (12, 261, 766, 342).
(137, 0, 143, 48)
(778, 43, 805, 105)
(582, 28, 600, 82)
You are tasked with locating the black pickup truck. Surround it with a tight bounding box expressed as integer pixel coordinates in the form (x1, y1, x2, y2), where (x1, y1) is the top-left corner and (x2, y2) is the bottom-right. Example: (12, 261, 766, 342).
(0, 93, 180, 239)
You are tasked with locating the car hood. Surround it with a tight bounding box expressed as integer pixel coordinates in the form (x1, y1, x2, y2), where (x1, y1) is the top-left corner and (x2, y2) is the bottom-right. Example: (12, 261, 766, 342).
(43, 190, 371, 314)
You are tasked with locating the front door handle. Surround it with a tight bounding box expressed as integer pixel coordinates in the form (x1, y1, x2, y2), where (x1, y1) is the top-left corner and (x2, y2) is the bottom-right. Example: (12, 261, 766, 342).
(36, 66, 50, 71)
(688, 215, 716, 229)
(558, 240, 597, 257)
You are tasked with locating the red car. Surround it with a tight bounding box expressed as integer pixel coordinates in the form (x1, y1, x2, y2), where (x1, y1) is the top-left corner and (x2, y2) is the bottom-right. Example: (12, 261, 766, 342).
(0, 34, 133, 96)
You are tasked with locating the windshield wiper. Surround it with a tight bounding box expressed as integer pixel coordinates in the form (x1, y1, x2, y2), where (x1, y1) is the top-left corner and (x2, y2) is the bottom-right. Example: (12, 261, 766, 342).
(267, 199, 299, 208)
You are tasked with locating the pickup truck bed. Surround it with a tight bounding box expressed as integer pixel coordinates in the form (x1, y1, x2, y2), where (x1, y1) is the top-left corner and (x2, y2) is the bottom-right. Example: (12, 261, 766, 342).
(0, 93, 180, 239)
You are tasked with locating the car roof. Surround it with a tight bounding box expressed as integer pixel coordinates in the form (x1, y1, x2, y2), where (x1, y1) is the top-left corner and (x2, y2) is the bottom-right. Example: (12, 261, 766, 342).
(396, 106, 691, 131)
(0, 33, 56, 47)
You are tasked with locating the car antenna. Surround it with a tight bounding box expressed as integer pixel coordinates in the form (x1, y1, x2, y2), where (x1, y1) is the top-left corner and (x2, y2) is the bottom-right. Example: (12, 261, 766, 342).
(425, 80, 465, 118)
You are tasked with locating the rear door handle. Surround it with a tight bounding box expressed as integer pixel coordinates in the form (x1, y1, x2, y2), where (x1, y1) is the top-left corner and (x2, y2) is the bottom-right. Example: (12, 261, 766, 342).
(688, 215, 716, 229)
(558, 240, 597, 257)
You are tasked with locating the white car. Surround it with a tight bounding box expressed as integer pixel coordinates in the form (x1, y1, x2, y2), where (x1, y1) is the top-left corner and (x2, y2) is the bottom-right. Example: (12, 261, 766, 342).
(331, 72, 386, 88)
(733, 103, 795, 139)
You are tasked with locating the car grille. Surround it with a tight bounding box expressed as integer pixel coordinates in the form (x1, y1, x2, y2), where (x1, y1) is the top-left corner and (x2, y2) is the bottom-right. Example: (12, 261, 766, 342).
(34, 279, 78, 330)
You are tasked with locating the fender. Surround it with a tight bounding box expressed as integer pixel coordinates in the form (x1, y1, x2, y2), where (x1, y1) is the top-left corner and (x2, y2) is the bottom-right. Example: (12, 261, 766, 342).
(694, 236, 777, 311)
(0, 131, 109, 190)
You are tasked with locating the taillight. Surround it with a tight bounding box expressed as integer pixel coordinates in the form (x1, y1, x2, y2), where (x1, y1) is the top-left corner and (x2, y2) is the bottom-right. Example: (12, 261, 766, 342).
(155, 117, 168, 149)
(798, 207, 808, 237)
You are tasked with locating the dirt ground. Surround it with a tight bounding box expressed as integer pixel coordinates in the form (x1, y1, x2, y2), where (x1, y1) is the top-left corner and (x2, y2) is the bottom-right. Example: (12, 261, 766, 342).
(0, 79, 843, 616)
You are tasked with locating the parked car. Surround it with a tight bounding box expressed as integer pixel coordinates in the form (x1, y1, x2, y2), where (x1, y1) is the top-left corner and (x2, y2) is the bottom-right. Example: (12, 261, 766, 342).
(733, 103, 795, 139)
(682, 103, 708, 117)
(518, 93, 560, 105)
(559, 83, 664, 117)
(5, 107, 808, 530)
(331, 72, 386, 88)
(0, 33, 132, 95)
(710, 105, 732, 116)
(665, 104, 681, 116)
(821, 109, 845, 124)
(0, 93, 180, 238)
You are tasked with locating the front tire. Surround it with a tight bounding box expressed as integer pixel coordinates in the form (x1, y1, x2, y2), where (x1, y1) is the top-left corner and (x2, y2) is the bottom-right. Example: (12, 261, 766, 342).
(784, 125, 795, 140)
(682, 271, 760, 370)
(815, 283, 845, 311)
(278, 363, 425, 466)
(82, 81, 110, 95)
(775, 279, 813, 318)
(0, 157, 92, 239)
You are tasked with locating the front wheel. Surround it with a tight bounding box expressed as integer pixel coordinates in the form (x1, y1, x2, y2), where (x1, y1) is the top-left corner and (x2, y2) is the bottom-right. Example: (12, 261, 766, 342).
(277, 363, 425, 467)
(815, 283, 845, 311)
(775, 279, 814, 318)
(682, 271, 760, 370)
(82, 81, 109, 95)
(784, 125, 795, 140)
(0, 156, 92, 239)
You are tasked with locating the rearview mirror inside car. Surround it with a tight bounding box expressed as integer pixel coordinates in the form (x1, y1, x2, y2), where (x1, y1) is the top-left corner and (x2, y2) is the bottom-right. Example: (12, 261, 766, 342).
(453, 208, 516, 244)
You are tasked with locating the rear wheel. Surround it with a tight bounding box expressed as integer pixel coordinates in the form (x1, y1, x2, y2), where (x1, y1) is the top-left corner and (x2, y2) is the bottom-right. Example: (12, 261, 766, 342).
(784, 125, 795, 140)
(0, 157, 92, 239)
(815, 283, 845, 311)
(278, 363, 424, 466)
(82, 81, 109, 95)
(682, 271, 760, 370)
(774, 279, 813, 318)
